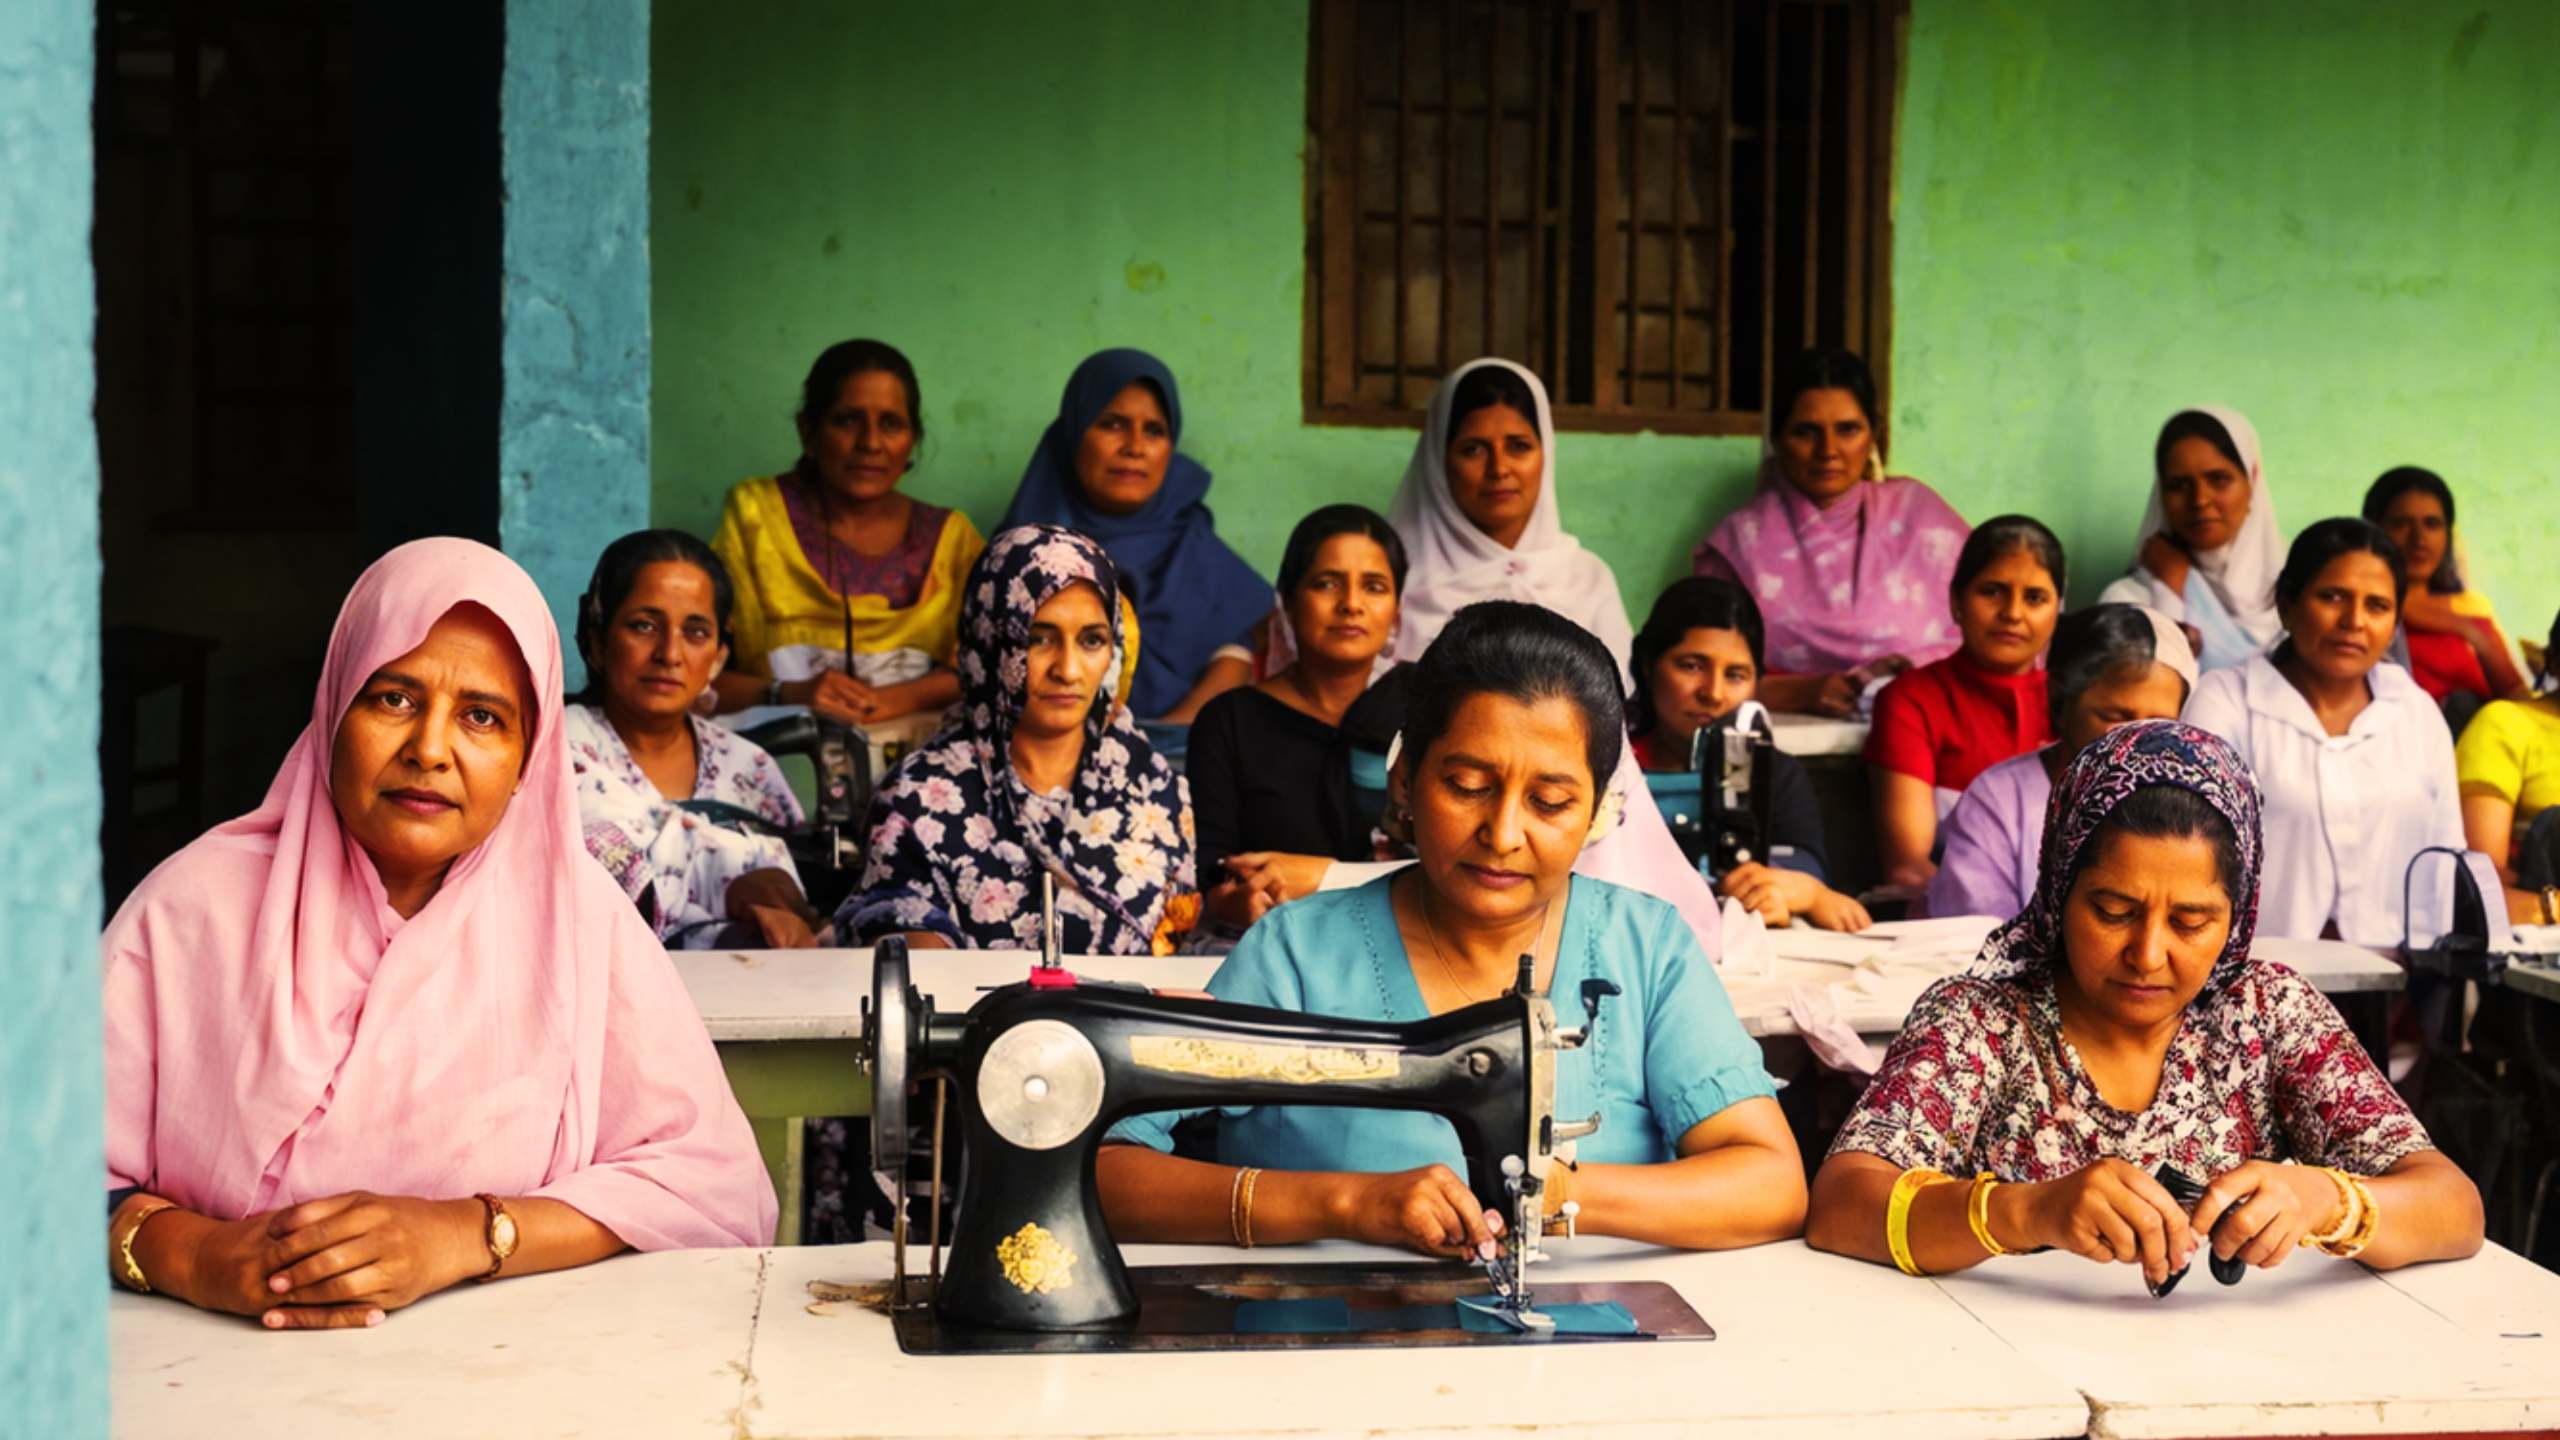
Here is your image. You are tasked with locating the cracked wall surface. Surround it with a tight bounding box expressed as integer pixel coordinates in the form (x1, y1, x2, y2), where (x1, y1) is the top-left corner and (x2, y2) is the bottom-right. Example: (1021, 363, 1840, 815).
(0, 0, 107, 1433)
(499, 0, 651, 689)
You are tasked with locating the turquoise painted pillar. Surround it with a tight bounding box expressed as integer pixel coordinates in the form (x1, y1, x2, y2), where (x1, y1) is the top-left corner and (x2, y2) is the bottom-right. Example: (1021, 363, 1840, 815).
(500, 0, 653, 688)
(0, 0, 107, 1434)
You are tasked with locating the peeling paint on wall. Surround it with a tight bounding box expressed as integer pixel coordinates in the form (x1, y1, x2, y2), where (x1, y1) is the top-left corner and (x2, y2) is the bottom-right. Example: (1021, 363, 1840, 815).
(0, 0, 107, 1431)
(501, 0, 653, 690)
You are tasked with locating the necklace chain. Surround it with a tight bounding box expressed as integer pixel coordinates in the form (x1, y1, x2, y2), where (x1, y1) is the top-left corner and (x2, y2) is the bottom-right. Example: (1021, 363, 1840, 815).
(1414, 881, 1549, 1004)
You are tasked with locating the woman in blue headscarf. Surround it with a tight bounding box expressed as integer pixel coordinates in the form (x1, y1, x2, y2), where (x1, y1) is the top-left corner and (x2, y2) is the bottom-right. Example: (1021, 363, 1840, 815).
(1000, 348, 1273, 722)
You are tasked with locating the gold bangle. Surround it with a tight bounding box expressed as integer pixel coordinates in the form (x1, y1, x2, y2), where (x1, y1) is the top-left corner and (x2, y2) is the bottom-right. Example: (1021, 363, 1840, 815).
(1228, 1167, 1262, 1250)
(2300, 1167, 2359, 1250)
(1966, 1173, 2011, 1257)
(114, 1197, 180, 1294)
(2320, 1173, 2380, 1259)
(1886, 1167, 1951, 1276)
(2540, 886, 2558, 926)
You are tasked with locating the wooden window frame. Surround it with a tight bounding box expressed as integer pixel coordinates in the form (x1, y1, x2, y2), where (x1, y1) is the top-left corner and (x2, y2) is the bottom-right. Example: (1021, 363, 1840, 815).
(1304, 0, 1903, 437)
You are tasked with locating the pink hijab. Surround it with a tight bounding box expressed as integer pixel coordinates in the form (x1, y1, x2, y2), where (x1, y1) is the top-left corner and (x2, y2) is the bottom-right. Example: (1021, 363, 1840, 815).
(102, 538, 775, 1249)
(1693, 454, 1971, 675)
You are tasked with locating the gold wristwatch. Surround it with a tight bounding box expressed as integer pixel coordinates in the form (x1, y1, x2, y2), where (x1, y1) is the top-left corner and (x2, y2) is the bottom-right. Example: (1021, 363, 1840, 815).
(474, 1194, 518, 1282)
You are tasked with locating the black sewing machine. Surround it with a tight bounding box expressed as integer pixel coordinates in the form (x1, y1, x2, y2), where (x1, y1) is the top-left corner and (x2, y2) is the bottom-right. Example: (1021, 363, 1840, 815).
(726, 712, 874, 913)
(858, 888, 1714, 1354)
(1659, 700, 1776, 879)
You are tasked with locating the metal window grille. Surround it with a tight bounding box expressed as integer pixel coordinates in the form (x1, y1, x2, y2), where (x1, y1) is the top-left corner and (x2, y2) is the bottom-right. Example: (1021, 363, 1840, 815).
(1306, 0, 1898, 435)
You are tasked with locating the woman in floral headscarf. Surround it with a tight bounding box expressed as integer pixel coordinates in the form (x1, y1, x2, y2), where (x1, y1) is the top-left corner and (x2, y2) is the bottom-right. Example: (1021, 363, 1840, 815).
(1807, 720, 2480, 1288)
(835, 524, 1198, 955)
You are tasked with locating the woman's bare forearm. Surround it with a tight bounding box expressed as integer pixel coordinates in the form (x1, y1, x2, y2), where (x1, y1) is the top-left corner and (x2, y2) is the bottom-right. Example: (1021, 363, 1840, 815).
(2355, 1150, 2483, 1270)
(1096, 1146, 1342, 1245)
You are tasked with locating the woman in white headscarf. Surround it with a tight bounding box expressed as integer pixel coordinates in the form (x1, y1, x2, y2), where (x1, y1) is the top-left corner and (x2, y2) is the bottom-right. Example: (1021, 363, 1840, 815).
(1387, 359, 1635, 682)
(2097, 406, 2286, 672)
(1379, 358, 1719, 958)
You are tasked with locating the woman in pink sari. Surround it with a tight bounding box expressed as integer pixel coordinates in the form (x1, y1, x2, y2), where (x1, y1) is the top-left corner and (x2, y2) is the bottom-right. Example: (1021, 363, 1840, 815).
(102, 539, 775, 1331)
(1694, 348, 1972, 717)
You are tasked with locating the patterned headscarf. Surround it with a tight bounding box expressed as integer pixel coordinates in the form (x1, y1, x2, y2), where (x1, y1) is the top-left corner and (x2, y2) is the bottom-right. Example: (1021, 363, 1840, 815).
(841, 524, 1195, 954)
(1973, 719, 2263, 997)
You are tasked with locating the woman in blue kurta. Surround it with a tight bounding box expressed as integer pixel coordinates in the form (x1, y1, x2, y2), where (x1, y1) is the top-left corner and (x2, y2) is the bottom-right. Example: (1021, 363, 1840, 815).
(999, 347, 1271, 723)
(1102, 602, 1804, 1256)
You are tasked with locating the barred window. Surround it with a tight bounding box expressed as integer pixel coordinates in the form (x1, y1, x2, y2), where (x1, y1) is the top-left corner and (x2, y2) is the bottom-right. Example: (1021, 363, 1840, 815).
(1306, 0, 1898, 434)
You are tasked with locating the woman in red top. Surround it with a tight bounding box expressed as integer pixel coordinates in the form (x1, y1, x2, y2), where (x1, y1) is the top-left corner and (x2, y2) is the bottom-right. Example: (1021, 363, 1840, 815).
(2361, 466, 2526, 720)
(1869, 516, 2065, 891)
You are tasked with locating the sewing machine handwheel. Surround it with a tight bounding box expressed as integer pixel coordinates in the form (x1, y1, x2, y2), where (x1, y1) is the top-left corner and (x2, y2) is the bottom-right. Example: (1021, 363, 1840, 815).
(865, 935, 919, 1183)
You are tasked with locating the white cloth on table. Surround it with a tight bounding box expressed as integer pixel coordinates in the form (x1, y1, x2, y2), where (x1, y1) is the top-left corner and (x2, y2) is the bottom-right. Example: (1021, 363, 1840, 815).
(565, 704, 805, 946)
(1773, 916, 2002, 1076)
(2180, 653, 2462, 947)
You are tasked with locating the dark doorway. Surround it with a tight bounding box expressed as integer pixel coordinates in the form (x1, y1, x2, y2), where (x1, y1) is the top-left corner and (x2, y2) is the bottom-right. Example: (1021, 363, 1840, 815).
(94, 0, 504, 906)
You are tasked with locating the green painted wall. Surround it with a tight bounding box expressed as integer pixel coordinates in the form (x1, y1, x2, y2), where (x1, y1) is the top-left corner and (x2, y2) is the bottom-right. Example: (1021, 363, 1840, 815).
(655, 0, 2560, 638)
(1893, 0, 2560, 627)
(651, 0, 1755, 618)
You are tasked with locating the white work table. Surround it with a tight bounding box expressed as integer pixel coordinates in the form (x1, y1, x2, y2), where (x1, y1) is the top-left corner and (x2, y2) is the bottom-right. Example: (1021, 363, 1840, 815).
(1705, 929, 2401, 1040)
(112, 1239, 2089, 1440)
(110, 1239, 2560, 1438)
(673, 935, 2406, 1047)
(1935, 1243, 2560, 1438)
(111, 1246, 763, 1438)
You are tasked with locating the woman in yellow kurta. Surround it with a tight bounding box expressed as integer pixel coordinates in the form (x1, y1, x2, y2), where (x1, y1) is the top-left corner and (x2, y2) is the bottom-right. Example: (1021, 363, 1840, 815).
(708, 339, 985, 725)
(2457, 611, 2560, 925)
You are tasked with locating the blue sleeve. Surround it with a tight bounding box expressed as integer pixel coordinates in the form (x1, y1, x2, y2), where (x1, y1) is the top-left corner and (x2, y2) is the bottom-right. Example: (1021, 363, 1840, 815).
(1634, 899, 1778, 1146)
(1103, 911, 1309, 1151)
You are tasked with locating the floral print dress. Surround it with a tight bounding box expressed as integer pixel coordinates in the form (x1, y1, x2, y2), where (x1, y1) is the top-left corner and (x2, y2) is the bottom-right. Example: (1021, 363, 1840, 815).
(835, 524, 1197, 956)
(1831, 965, 2428, 1181)
(565, 704, 804, 947)
(1831, 719, 2432, 1182)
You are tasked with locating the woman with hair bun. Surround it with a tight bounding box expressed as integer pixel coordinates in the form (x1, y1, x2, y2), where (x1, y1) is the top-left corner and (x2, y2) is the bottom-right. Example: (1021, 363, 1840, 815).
(1102, 601, 1804, 1256)
(1926, 604, 2196, 921)
(2180, 518, 2463, 944)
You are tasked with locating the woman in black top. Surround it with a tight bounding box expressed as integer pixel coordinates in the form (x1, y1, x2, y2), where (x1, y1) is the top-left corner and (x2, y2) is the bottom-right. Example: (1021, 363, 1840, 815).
(1195, 506, 1413, 929)
(1630, 577, 1870, 932)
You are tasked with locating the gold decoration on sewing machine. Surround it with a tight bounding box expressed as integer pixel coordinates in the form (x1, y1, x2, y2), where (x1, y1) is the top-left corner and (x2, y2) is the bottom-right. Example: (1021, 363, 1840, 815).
(995, 1222, 1078, 1295)
(1128, 1035, 1402, 1083)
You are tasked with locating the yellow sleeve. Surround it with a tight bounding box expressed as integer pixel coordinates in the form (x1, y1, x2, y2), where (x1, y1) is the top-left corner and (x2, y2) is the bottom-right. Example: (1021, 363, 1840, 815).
(708, 482, 773, 677)
(946, 508, 987, 579)
(2457, 700, 2529, 803)
(1118, 592, 1143, 710)
(915, 509, 989, 668)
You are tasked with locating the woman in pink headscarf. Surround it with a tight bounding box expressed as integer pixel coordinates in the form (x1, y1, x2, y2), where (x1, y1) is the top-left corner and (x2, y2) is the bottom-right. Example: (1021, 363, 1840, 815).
(101, 539, 775, 1331)
(1694, 348, 1972, 717)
